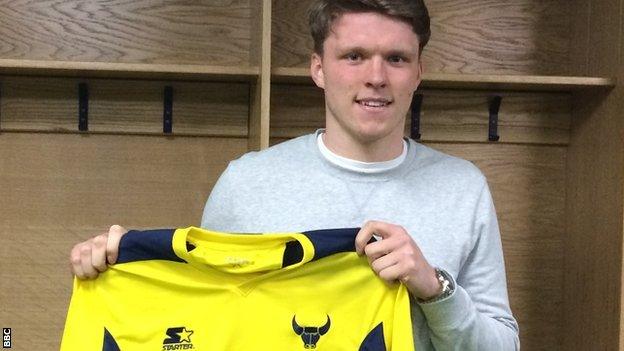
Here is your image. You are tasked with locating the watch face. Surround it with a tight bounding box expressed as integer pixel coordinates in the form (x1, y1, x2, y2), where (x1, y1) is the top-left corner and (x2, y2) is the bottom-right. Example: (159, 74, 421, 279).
(436, 269, 454, 294)
(418, 269, 455, 304)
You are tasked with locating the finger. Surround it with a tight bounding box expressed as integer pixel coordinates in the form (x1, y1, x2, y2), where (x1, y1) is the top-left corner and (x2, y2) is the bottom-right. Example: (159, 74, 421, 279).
(364, 231, 411, 262)
(106, 225, 127, 264)
(363, 239, 395, 262)
(365, 220, 398, 239)
(370, 251, 400, 275)
(79, 243, 99, 279)
(355, 220, 396, 254)
(70, 244, 86, 279)
(91, 234, 109, 273)
(378, 262, 406, 283)
(355, 224, 375, 255)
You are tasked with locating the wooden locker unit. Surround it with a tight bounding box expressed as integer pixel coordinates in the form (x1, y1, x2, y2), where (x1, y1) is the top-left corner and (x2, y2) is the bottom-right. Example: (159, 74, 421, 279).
(0, 0, 621, 349)
(565, 0, 624, 350)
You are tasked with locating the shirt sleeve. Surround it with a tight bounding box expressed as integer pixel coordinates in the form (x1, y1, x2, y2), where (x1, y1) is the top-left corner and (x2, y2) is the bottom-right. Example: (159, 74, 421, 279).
(418, 181, 520, 351)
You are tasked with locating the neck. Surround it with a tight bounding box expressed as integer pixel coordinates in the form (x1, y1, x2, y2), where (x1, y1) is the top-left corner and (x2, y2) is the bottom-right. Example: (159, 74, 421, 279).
(322, 128, 405, 162)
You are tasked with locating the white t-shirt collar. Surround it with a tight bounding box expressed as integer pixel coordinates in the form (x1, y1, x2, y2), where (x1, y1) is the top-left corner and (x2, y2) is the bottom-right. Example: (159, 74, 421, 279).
(317, 133, 408, 174)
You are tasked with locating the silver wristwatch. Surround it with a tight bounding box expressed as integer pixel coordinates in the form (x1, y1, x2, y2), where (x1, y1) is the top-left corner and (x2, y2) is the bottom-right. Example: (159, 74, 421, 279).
(419, 268, 455, 304)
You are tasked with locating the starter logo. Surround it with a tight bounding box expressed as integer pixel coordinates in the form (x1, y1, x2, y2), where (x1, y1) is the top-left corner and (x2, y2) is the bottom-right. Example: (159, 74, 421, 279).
(162, 327, 194, 350)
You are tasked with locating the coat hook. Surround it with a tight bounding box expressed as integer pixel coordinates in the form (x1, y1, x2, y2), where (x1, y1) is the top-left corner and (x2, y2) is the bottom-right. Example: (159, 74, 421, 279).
(163, 86, 173, 134)
(410, 93, 423, 140)
(488, 95, 502, 142)
(78, 83, 89, 132)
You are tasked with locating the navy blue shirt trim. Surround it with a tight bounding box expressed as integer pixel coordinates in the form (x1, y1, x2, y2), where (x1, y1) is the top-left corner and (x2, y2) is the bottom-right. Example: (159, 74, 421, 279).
(358, 323, 387, 351)
(116, 229, 185, 264)
(115, 228, 370, 266)
(102, 327, 121, 351)
(282, 240, 304, 267)
(302, 228, 372, 261)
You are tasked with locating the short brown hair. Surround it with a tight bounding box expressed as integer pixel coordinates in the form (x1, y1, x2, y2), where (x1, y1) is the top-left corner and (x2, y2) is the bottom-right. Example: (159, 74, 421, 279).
(308, 0, 431, 56)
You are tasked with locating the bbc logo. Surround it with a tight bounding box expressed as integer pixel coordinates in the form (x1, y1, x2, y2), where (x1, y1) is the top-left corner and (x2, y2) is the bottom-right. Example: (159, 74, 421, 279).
(2, 328, 10, 349)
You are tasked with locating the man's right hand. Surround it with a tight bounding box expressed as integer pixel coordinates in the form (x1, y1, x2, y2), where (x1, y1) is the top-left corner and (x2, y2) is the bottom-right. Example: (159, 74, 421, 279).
(70, 225, 128, 279)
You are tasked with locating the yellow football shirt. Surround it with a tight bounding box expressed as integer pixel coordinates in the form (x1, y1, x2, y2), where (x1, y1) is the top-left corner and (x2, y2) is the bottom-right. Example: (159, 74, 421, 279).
(61, 227, 414, 350)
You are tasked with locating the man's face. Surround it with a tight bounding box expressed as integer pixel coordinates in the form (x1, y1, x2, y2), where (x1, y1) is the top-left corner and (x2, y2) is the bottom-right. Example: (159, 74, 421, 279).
(311, 12, 423, 147)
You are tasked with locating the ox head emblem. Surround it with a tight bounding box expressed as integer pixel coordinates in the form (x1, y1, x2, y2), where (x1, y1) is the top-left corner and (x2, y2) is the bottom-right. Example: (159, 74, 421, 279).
(292, 315, 331, 349)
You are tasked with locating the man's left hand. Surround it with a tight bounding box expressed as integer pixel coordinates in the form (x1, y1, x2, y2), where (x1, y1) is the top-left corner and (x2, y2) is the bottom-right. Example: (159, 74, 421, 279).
(355, 220, 441, 300)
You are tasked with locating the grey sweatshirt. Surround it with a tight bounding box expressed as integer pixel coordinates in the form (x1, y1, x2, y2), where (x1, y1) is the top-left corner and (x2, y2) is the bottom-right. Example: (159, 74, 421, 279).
(201, 130, 520, 350)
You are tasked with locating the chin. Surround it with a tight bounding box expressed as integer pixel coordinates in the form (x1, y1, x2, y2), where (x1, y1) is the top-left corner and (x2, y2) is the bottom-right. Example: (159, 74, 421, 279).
(352, 126, 393, 144)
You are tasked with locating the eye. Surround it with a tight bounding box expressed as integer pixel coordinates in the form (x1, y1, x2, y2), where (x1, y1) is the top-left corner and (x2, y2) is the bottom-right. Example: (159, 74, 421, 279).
(345, 52, 362, 62)
(388, 55, 406, 64)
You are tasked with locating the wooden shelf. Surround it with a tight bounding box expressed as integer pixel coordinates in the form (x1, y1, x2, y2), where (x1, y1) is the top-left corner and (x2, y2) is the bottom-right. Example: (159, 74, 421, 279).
(2, 61, 613, 91)
(271, 67, 616, 92)
(0, 59, 259, 82)
(271, 67, 315, 84)
(422, 73, 616, 91)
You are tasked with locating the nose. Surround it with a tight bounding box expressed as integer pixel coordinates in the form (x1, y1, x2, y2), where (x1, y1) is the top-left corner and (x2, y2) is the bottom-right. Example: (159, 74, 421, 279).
(365, 57, 387, 89)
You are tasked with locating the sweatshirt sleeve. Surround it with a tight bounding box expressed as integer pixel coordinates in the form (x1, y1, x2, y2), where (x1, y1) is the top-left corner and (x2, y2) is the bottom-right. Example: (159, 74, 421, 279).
(201, 161, 238, 231)
(419, 181, 520, 350)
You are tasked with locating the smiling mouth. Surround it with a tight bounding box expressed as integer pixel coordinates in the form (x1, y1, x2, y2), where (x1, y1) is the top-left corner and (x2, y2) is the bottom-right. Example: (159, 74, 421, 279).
(355, 99, 392, 108)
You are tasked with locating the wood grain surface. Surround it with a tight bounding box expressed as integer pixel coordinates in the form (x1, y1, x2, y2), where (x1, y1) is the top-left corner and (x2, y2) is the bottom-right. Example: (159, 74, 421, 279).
(272, 0, 571, 75)
(565, 89, 623, 351)
(271, 67, 616, 91)
(270, 84, 571, 145)
(618, 12, 624, 348)
(0, 58, 260, 81)
(436, 142, 566, 351)
(248, 0, 272, 151)
(0, 0, 255, 66)
(0, 76, 250, 136)
(0, 133, 248, 349)
(563, 0, 624, 348)
(424, 0, 571, 75)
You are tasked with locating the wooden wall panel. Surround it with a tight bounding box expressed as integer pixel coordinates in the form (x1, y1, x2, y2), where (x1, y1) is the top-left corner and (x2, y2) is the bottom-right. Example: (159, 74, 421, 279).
(272, 0, 313, 68)
(425, 0, 571, 75)
(0, 0, 254, 66)
(564, 0, 623, 350)
(248, 0, 272, 151)
(0, 133, 248, 349)
(414, 90, 571, 144)
(88, 80, 249, 135)
(565, 90, 623, 351)
(436, 143, 566, 351)
(0, 77, 249, 136)
(0, 77, 76, 131)
(585, 0, 621, 79)
(270, 84, 571, 145)
(570, 0, 590, 76)
(618, 2, 624, 346)
(169, 82, 249, 136)
(272, 0, 572, 75)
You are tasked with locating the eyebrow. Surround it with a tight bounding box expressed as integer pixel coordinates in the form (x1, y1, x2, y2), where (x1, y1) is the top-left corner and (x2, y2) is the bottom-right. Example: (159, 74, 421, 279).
(336, 45, 418, 57)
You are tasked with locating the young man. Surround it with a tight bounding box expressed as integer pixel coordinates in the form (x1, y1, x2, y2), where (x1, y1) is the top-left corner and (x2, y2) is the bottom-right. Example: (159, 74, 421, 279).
(70, 1, 519, 349)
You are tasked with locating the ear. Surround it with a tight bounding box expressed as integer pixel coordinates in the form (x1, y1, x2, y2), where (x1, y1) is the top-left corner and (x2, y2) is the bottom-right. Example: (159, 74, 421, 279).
(413, 60, 424, 91)
(310, 52, 325, 89)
